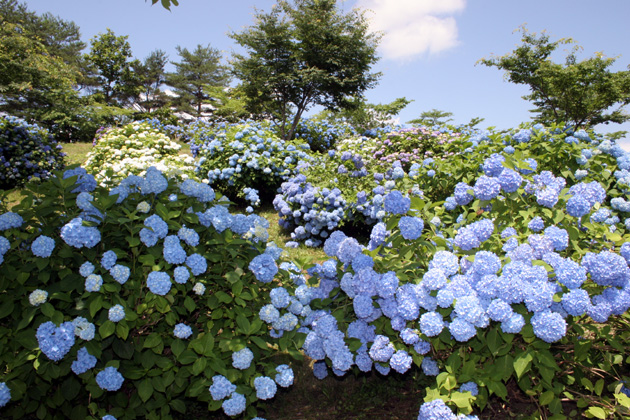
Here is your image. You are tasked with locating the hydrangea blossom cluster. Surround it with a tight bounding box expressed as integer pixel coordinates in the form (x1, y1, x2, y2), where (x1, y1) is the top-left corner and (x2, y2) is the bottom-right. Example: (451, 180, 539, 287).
(0, 115, 65, 189)
(83, 122, 196, 186)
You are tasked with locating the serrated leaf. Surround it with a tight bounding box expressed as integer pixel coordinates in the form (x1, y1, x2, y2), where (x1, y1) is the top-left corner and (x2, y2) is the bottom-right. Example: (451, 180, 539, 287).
(99, 321, 115, 339)
(513, 351, 533, 380)
(585, 406, 607, 419)
(192, 358, 207, 375)
(138, 379, 153, 403)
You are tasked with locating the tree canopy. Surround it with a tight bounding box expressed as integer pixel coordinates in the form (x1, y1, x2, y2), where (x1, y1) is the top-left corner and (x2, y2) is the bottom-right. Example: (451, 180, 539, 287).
(230, 0, 382, 139)
(479, 27, 630, 129)
(165, 44, 229, 118)
(85, 29, 141, 106)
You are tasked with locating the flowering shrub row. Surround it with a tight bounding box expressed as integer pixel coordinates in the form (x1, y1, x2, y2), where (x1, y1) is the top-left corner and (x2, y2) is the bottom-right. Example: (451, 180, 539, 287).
(282, 124, 630, 418)
(0, 166, 305, 419)
(273, 125, 475, 246)
(292, 118, 356, 153)
(83, 122, 197, 187)
(193, 122, 313, 206)
(0, 115, 66, 189)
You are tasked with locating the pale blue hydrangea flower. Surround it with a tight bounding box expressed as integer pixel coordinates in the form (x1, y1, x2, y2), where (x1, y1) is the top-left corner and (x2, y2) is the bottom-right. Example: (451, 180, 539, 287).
(96, 366, 124, 391)
(28, 289, 48, 306)
(173, 323, 193, 339)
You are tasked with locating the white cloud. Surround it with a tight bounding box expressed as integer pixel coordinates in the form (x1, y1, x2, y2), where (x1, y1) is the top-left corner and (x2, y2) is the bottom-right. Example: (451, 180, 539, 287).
(355, 0, 466, 61)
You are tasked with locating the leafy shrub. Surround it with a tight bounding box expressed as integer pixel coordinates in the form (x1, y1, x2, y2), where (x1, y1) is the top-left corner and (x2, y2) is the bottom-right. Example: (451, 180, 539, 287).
(0, 115, 66, 189)
(288, 124, 630, 418)
(84, 122, 196, 186)
(0, 166, 305, 419)
(193, 122, 313, 205)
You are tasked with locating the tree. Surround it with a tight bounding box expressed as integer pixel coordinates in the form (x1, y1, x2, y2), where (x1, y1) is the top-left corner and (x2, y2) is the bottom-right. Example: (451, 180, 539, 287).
(479, 27, 630, 129)
(408, 109, 454, 126)
(85, 29, 141, 105)
(204, 85, 252, 123)
(165, 44, 229, 117)
(0, 1, 85, 67)
(0, 19, 83, 136)
(148, 0, 178, 10)
(136, 49, 169, 112)
(316, 96, 412, 132)
(230, 0, 381, 140)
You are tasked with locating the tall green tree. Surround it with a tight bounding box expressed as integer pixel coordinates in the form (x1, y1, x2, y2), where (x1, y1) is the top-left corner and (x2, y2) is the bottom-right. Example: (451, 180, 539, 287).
(479, 27, 630, 129)
(408, 109, 454, 126)
(230, 0, 381, 139)
(165, 44, 229, 117)
(0, 0, 85, 67)
(0, 19, 83, 137)
(136, 49, 169, 112)
(85, 29, 141, 105)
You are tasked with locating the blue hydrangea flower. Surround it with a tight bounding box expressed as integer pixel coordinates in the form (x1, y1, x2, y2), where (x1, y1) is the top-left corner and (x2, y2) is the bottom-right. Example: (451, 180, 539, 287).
(85, 274, 103, 292)
(389, 350, 412, 374)
(31, 235, 55, 258)
(60, 217, 101, 248)
(561, 289, 590, 316)
(275, 364, 294, 387)
(498, 168, 523, 193)
(454, 182, 474, 206)
(384, 191, 410, 215)
(79, 261, 95, 277)
(0, 382, 10, 407)
(473, 175, 501, 201)
(369, 335, 395, 362)
(209, 375, 236, 400)
(501, 313, 525, 334)
(140, 214, 168, 247)
(36, 321, 75, 361)
(531, 310, 567, 343)
(96, 366, 124, 391)
(417, 399, 457, 420)
(254, 376, 277, 400)
(460, 381, 479, 396)
(102, 416, 117, 420)
(173, 323, 193, 339)
(399, 216, 424, 240)
(222, 392, 246, 416)
(528, 217, 544, 232)
(421, 357, 440, 376)
(163, 235, 187, 265)
(0, 212, 24, 230)
(566, 195, 592, 217)
(249, 254, 277, 283)
(109, 264, 130, 284)
(232, 347, 254, 370)
(101, 250, 117, 270)
(270, 287, 291, 309)
(353, 294, 374, 319)
(108, 305, 125, 322)
(173, 266, 190, 284)
(185, 253, 207, 276)
(259, 304, 280, 324)
(336, 237, 362, 264)
(449, 317, 477, 342)
(146, 271, 171, 296)
(72, 317, 95, 341)
(71, 347, 97, 375)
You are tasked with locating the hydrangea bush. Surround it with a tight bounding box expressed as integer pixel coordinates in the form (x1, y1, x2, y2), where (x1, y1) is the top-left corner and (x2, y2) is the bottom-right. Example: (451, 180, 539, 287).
(83, 122, 196, 187)
(285, 124, 630, 419)
(0, 166, 305, 419)
(193, 122, 313, 205)
(0, 115, 66, 189)
(292, 118, 356, 153)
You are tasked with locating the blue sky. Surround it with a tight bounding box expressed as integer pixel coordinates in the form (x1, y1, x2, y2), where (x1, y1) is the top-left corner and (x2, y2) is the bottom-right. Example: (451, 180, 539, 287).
(25, 0, 630, 148)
